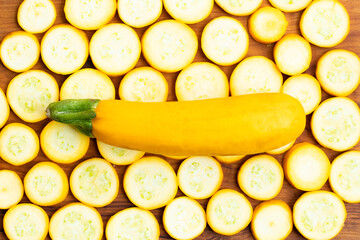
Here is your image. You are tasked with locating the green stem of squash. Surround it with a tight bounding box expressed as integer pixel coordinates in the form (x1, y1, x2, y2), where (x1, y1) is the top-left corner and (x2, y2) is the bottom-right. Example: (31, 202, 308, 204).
(46, 99, 100, 137)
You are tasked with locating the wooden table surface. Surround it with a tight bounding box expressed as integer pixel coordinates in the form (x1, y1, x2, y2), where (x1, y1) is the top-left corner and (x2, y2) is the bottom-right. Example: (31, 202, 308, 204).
(0, 0, 359, 239)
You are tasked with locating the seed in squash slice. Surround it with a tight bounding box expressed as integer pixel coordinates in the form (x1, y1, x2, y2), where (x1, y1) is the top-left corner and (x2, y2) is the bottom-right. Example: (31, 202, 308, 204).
(251, 200, 292, 240)
(311, 97, 360, 152)
(3, 203, 49, 240)
(283, 142, 330, 191)
(0, 123, 39, 166)
(7, 70, 59, 123)
(24, 162, 69, 206)
(238, 154, 283, 201)
(40, 121, 90, 164)
(201, 16, 248, 66)
(330, 151, 360, 203)
(0, 31, 39, 72)
(207, 189, 253, 236)
(49, 202, 103, 240)
(70, 158, 119, 207)
(142, 20, 198, 73)
(0, 170, 23, 209)
(123, 156, 178, 210)
(293, 191, 346, 240)
(106, 207, 159, 240)
(163, 196, 206, 240)
(178, 156, 223, 199)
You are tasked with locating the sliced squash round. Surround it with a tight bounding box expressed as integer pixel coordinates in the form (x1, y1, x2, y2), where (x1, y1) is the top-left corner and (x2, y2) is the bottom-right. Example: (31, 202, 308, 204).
(0, 31, 39, 72)
(251, 200, 293, 240)
(0, 123, 39, 166)
(163, 197, 206, 240)
(17, 0, 56, 33)
(175, 62, 229, 101)
(49, 202, 103, 240)
(70, 158, 119, 207)
(60, 68, 115, 100)
(266, 140, 295, 155)
(0, 87, 10, 129)
(3, 203, 49, 240)
(123, 156, 178, 210)
(64, 0, 116, 30)
(316, 49, 360, 97)
(207, 189, 253, 235)
(142, 20, 198, 73)
(41, 24, 89, 75)
(106, 207, 160, 240)
(201, 16, 248, 66)
(214, 155, 246, 164)
(238, 154, 283, 200)
(24, 161, 69, 206)
(293, 191, 346, 240)
(268, 0, 312, 12)
(178, 156, 223, 199)
(329, 150, 360, 203)
(215, 0, 262, 16)
(119, 67, 168, 102)
(0, 170, 23, 209)
(230, 56, 283, 96)
(90, 23, 141, 76)
(40, 121, 90, 164)
(300, 0, 350, 48)
(311, 97, 360, 151)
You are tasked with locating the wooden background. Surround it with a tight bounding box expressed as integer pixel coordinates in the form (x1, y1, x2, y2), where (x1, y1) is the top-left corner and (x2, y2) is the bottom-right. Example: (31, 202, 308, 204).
(0, 0, 360, 239)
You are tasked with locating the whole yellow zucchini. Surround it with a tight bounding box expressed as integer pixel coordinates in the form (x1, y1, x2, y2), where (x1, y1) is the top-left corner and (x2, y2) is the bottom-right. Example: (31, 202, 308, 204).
(46, 93, 305, 156)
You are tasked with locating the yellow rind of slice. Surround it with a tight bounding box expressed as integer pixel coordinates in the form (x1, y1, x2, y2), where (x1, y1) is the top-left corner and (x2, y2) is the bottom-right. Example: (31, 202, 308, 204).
(7, 70, 59, 123)
(0, 87, 10, 129)
(0, 123, 39, 166)
(311, 97, 360, 152)
(293, 191, 346, 240)
(178, 156, 223, 199)
(40, 121, 90, 164)
(97, 140, 145, 165)
(24, 161, 69, 206)
(49, 202, 104, 240)
(316, 49, 360, 97)
(268, 0, 312, 12)
(118, 0, 162, 28)
(119, 67, 168, 102)
(3, 203, 49, 240)
(0, 31, 39, 72)
(175, 62, 229, 101)
(248, 6, 288, 44)
(274, 34, 312, 76)
(238, 154, 283, 201)
(251, 200, 293, 240)
(207, 189, 253, 236)
(70, 158, 119, 207)
(202, 16, 248, 66)
(329, 150, 360, 203)
(283, 142, 330, 191)
(163, 155, 188, 160)
(90, 23, 141, 76)
(215, 0, 263, 16)
(60, 68, 115, 100)
(106, 207, 160, 240)
(64, 0, 116, 30)
(163, 0, 214, 24)
(300, 0, 350, 48)
(41, 24, 89, 75)
(142, 20, 198, 73)
(123, 156, 178, 210)
(163, 196, 206, 240)
(282, 74, 322, 115)
(17, 0, 56, 33)
(0, 170, 23, 209)
(230, 56, 283, 96)
(214, 155, 246, 164)
(267, 140, 295, 155)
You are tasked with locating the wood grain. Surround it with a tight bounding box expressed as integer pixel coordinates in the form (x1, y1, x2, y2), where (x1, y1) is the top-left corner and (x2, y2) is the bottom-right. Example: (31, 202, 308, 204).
(0, 0, 360, 239)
